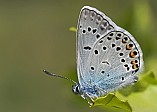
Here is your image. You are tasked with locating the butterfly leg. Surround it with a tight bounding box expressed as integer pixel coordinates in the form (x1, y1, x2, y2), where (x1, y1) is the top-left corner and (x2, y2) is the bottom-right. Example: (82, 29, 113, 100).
(81, 93, 94, 106)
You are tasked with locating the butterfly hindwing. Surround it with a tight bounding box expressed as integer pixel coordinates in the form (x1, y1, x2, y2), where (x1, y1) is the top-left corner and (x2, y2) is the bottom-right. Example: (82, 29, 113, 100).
(88, 31, 143, 93)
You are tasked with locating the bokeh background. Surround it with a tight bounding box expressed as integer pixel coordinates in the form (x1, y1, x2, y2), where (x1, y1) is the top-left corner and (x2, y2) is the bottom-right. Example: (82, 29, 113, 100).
(0, 0, 157, 112)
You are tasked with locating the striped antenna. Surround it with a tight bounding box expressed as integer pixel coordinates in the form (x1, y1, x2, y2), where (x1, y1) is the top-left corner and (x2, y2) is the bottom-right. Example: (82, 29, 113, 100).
(43, 70, 77, 84)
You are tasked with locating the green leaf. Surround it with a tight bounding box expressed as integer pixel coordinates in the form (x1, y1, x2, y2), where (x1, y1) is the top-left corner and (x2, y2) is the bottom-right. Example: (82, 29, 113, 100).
(140, 71, 157, 85)
(133, 71, 157, 92)
(69, 27, 77, 32)
(127, 85, 157, 112)
(92, 93, 132, 112)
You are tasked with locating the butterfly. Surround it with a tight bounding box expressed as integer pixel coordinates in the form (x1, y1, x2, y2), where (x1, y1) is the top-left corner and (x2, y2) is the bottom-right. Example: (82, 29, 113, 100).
(43, 6, 143, 105)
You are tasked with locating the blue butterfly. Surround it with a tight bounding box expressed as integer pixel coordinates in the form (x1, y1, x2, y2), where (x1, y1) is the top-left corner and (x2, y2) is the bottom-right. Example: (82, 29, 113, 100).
(44, 6, 143, 105)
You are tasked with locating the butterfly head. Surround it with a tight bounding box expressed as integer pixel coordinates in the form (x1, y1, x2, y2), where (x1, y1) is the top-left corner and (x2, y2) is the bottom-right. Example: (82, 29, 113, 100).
(72, 83, 81, 95)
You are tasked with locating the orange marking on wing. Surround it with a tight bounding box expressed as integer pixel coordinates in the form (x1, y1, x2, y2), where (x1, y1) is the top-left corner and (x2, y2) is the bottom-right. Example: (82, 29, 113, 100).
(132, 64, 137, 69)
(131, 60, 136, 65)
(126, 45, 132, 50)
(130, 51, 135, 58)
(132, 64, 138, 69)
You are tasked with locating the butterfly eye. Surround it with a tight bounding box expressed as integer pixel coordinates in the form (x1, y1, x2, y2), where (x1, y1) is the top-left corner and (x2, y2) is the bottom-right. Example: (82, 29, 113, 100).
(76, 86, 80, 93)
(72, 85, 80, 94)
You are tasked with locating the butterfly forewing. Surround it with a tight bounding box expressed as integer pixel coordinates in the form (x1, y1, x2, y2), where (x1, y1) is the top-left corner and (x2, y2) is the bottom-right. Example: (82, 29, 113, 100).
(77, 6, 115, 85)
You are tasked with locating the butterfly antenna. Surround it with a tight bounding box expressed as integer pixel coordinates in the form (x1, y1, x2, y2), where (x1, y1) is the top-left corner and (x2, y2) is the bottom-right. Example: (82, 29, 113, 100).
(43, 70, 77, 84)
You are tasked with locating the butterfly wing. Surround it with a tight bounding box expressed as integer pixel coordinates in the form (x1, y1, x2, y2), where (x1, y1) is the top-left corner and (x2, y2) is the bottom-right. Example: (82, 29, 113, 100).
(88, 31, 143, 94)
(77, 6, 115, 85)
(77, 6, 143, 96)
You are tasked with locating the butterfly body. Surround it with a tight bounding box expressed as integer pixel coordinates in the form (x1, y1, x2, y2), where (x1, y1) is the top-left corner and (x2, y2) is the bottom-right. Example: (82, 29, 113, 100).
(73, 6, 143, 104)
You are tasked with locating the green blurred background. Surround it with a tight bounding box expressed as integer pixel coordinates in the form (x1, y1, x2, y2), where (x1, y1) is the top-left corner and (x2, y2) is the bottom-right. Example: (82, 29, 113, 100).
(0, 0, 157, 112)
